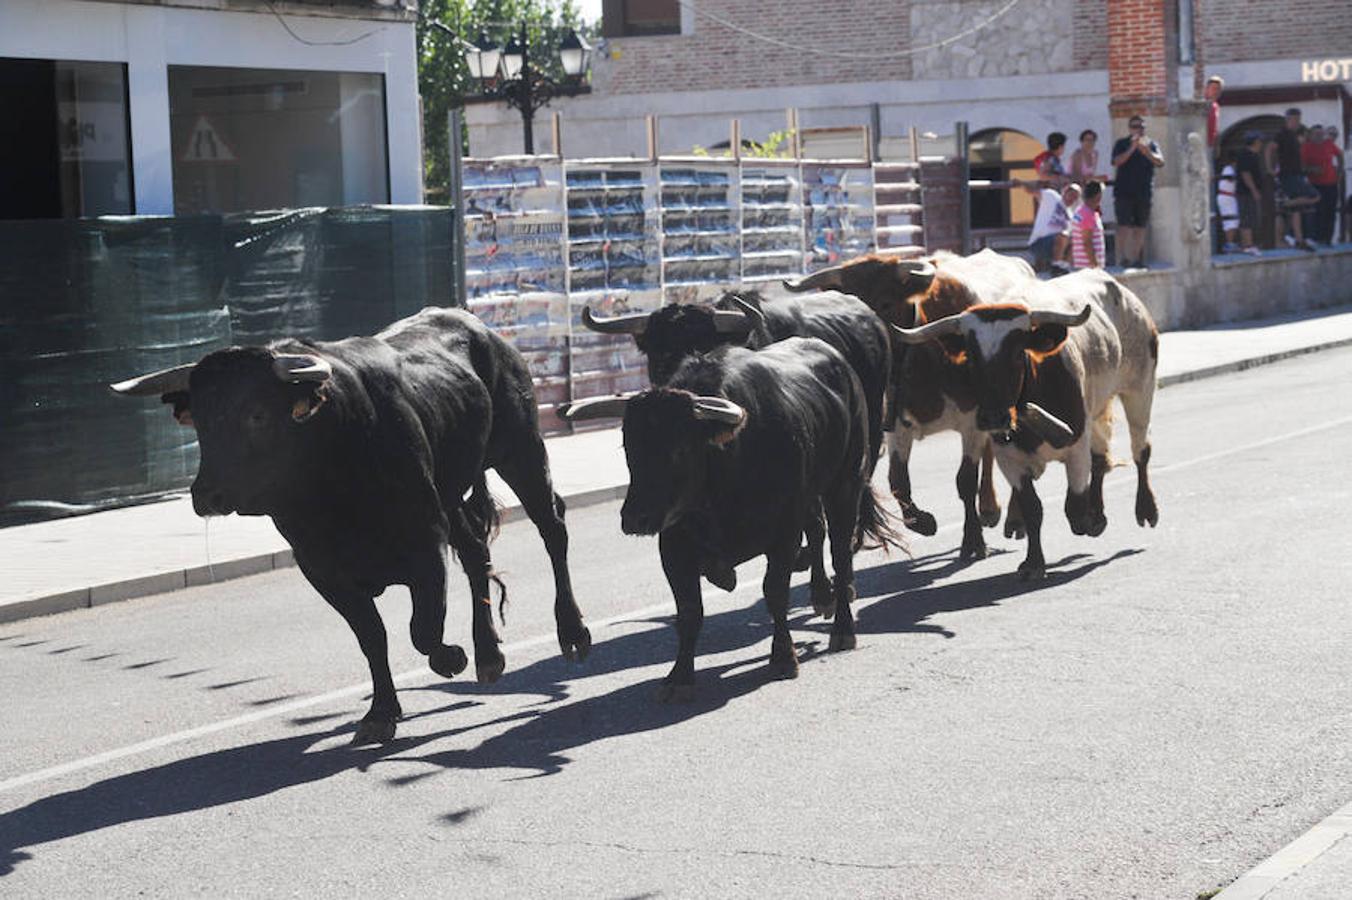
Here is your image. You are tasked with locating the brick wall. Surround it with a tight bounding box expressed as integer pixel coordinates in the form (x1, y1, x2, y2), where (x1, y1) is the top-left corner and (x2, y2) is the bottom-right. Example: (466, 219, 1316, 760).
(1072, 0, 1108, 70)
(1198, 0, 1352, 63)
(593, 0, 912, 95)
(1107, 0, 1169, 115)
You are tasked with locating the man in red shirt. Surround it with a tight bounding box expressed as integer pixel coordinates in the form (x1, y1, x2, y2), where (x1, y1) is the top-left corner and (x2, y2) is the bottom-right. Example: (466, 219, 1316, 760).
(1205, 76, 1223, 159)
(1302, 124, 1341, 244)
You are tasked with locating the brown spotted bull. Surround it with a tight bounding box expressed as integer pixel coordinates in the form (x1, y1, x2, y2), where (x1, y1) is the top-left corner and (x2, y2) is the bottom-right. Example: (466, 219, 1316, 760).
(784, 249, 1038, 561)
(893, 269, 1160, 580)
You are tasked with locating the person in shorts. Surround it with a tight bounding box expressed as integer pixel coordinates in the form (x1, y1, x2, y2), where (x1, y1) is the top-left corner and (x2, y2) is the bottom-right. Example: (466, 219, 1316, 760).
(1023, 181, 1079, 273)
(1111, 115, 1164, 268)
(1216, 153, 1240, 252)
(1267, 108, 1318, 250)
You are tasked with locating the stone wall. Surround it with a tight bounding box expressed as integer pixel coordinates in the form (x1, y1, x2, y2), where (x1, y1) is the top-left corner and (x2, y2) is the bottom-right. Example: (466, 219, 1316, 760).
(909, 0, 1076, 79)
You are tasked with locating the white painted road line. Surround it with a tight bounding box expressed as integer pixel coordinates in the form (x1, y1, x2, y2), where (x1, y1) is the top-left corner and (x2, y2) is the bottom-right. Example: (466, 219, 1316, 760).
(4, 414, 1352, 799)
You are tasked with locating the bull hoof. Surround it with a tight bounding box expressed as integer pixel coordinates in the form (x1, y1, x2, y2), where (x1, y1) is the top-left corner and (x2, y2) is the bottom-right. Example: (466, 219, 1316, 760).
(1085, 513, 1108, 538)
(1004, 517, 1026, 541)
(475, 648, 506, 684)
(1136, 493, 1159, 528)
(828, 631, 857, 652)
(1016, 560, 1046, 581)
(768, 653, 800, 679)
(558, 624, 592, 663)
(810, 581, 835, 620)
(959, 536, 988, 561)
(351, 718, 397, 746)
(428, 644, 468, 679)
(703, 562, 737, 592)
(978, 504, 1002, 529)
(904, 509, 938, 537)
(658, 681, 695, 703)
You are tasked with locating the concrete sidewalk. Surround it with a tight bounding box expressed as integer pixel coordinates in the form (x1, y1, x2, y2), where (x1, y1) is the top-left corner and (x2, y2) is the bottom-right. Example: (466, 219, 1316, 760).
(3, 302, 1352, 626)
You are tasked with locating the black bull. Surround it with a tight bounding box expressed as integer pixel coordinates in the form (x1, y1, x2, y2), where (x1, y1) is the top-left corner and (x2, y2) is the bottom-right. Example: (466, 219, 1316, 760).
(112, 307, 591, 744)
(581, 289, 893, 613)
(562, 337, 900, 698)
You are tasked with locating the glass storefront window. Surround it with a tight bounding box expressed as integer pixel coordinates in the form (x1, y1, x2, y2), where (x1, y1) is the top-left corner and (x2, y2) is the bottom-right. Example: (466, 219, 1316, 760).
(168, 66, 388, 215)
(0, 58, 133, 219)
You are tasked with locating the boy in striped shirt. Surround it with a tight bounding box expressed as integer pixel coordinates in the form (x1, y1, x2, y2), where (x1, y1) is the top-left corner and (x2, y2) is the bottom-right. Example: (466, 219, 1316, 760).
(1072, 180, 1106, 269)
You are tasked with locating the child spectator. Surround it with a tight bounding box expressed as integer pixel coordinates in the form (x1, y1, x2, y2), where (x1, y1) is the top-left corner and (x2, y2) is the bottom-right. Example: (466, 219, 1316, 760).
(1023, 181, 1079, 273)
(1072, 180, 1105, 270)
(1216, 153, 1240, 252)
(1068, 130, 1099, 183)
(1235, 131, 1264, 256)
(1033, 132, 1070, 187)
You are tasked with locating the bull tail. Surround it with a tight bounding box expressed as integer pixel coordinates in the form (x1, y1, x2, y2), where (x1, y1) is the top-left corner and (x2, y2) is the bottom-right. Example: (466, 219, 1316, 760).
(465, 474, 501, 546)
(853, 483, 907, 555)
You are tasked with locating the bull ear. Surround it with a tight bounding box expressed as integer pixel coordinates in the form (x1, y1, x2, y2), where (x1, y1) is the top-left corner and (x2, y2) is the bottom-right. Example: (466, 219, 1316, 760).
(1027, 324, 1070, 358)
(290, 385, 328, 423)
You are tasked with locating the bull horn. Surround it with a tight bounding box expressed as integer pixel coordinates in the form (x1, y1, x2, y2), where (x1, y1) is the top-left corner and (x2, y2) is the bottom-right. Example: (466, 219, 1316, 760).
(1019, 402, 1076, 448)
(581, 306, 650, 335)
(558, 395, 630, 421)
(273, 354, 332, 383)
(781, 265, 844, 292)
(1029, 305, 1093, 329)
(691, 396, 746, 426)
(109, 362, 196, 397)
(898, 259, 937, 283)
(890, 313, 966, 344)
(712, 304, 761, 335)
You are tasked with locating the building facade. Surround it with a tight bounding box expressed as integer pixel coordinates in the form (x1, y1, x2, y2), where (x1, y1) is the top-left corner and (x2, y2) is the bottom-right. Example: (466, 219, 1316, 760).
(467, 0, 1351, 196)
(1, 0, 422, 219)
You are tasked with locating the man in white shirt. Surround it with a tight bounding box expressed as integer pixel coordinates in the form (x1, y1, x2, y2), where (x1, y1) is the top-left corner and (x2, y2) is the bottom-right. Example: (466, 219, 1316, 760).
(1023, 181, 1081, 273)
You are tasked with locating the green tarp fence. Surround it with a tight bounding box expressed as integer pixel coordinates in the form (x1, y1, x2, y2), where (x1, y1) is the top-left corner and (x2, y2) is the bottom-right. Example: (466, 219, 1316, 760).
(0, 206, 455, 524)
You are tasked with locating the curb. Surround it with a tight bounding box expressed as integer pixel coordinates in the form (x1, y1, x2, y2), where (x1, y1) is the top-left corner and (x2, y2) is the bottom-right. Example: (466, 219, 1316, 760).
(3, 338, 1350, 626)
(1214, 799, 1352, 899)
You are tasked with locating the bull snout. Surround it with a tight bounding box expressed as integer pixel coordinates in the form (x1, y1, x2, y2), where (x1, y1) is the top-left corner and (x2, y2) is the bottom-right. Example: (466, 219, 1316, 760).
(191, 480, 235, 517)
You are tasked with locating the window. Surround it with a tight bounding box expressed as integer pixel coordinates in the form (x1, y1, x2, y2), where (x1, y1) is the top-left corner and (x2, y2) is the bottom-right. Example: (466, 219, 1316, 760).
(602, 0, 681, 37)
(969, 127, 1041, 229)
(168, 66, 388, 215)
(0, 58, 133, 220)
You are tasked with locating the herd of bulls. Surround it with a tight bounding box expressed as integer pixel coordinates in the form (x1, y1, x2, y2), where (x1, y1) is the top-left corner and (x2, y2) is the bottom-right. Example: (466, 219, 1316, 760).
(111, 248, 1160, 743)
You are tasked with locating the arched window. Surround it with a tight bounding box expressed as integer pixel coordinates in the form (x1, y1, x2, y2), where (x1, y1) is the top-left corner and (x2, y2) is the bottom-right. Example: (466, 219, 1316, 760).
(1218, 114, 1283, 166)
(969, 127, 1041, 229)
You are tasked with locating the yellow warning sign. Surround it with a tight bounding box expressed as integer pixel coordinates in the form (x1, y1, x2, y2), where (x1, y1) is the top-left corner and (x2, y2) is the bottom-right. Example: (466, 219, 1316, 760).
(181, 115, 237, 163)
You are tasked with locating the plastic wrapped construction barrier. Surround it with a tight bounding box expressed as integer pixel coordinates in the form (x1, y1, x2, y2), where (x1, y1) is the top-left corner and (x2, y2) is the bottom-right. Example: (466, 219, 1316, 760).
(0, 206, 455, 524)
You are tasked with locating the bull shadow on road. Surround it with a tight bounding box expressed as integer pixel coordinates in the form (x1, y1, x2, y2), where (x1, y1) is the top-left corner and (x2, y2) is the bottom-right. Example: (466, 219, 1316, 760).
(0, 548, 1139, 877)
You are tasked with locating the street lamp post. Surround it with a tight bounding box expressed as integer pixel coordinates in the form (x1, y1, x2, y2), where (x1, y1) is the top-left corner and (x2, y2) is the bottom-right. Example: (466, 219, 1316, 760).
(462, 22, 592, 155)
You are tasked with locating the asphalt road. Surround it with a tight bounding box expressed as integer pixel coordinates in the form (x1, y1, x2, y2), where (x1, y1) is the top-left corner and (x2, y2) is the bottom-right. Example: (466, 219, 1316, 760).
(3, 348, 1352, 898)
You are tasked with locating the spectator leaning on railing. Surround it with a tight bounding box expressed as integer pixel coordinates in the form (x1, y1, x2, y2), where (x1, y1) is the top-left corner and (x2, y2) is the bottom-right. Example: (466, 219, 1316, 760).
(1033, 132, 1070, 188)
(1068, 130, 1099, 183)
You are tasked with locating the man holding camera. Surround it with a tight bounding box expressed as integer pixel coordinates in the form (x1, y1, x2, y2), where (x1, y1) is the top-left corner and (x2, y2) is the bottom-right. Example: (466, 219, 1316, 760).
(1111, 115, 1165, 270)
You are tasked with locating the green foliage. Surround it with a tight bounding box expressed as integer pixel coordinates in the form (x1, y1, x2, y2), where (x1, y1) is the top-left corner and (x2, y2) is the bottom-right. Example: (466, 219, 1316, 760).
(692, 129, 797, 160)
(417, 0, 584, 202)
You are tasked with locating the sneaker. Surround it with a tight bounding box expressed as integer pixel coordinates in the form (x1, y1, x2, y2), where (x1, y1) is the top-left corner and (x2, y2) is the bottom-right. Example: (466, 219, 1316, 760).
(1283, 234, 1298, 248)
(1221, 242, 1240, 253)
(1242, 246, 1262, 256)
(1301, 239, 1318, 252)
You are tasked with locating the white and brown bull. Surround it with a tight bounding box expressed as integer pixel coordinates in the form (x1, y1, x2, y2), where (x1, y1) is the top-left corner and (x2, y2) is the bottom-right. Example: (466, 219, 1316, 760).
(892, 269, 1160, 580)
(784, 248, 1038, 561)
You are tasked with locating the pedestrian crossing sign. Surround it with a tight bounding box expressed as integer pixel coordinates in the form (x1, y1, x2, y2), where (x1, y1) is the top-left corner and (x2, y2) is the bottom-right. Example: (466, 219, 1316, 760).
(181, 115, 237, 163)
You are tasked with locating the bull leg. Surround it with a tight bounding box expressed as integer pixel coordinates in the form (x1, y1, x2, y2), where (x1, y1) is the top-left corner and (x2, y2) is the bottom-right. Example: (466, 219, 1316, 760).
(316, 587, 401, 744)
(1004, 494, 1026, 540)
(407, 547, 469, 681)
(763, 539, 800, 679)
(1119, 388, 1159, 527)
(493, 448, 591, 663)
(824, 486, 861, 652)
(977, 437, 1003, 527)
(1063, 437, 1105, 537)
(957, 431, 988, 561)
(1013, 475, 1046, 581)
(804, 512, 834, 620)
(658, 530, 703, 702)
(446, 507, 505, 684)
(887, 427, 937, 535)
